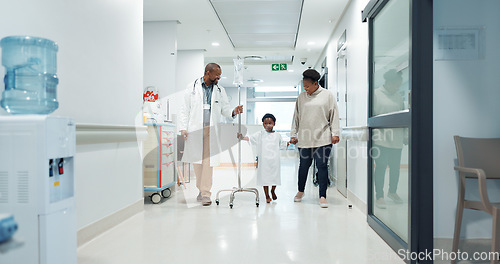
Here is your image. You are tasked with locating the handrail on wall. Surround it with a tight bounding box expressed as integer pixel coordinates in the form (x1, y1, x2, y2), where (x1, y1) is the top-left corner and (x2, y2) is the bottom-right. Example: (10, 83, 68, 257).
(76, 124, 148, 145)
(341, 126, 369, 142)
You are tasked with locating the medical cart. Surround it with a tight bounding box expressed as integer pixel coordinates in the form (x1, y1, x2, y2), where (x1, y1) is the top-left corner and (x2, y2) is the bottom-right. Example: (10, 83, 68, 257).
(143, 123, 176, 204)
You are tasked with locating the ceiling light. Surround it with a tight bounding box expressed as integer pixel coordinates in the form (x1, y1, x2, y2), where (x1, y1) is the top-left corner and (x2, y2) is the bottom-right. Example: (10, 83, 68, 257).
(247, 78, 263, 82)
(212, 42, 220, 46)
(307, 41, 315, 46)
(244, 55, 264, 60)
(288, 70, 294, 72)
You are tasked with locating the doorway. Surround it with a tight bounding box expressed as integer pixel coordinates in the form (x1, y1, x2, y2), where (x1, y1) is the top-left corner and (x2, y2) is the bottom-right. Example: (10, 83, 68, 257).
(336, 33, 348, 197)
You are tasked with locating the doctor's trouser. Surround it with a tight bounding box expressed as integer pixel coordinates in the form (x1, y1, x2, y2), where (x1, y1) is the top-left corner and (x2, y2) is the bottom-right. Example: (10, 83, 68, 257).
(194, 126, 213, 198)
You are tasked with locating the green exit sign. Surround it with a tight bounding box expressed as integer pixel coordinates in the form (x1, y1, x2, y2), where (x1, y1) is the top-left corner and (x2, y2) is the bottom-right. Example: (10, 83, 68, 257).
(271, 63, 287, 71)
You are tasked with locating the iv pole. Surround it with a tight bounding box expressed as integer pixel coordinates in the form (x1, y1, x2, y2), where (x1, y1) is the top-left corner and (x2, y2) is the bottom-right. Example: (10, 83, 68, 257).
(215, 57, 259, 208)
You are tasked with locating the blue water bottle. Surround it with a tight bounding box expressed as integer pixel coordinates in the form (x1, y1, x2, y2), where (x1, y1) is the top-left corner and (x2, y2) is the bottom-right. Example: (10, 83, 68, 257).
(0, 36, 59, 114)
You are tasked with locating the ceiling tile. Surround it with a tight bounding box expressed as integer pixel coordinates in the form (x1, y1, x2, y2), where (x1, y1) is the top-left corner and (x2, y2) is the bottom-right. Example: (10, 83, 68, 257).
(210, 0, 303, 49)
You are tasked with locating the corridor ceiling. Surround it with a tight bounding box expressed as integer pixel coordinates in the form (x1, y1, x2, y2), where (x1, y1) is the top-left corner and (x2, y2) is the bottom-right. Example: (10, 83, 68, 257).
(144, 0, 350, 88)
(209, 0, 302, 49)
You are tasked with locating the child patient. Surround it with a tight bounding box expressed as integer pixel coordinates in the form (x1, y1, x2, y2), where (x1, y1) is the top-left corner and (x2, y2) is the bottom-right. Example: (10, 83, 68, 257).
(238, 113, 289, 203)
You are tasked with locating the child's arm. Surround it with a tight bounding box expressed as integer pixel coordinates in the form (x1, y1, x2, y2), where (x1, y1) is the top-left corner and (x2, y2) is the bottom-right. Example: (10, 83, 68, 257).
(237, 133, 249, 141)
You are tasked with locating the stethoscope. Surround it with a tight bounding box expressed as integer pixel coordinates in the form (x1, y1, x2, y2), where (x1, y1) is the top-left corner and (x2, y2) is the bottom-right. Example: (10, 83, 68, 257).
(192, 78, 221, 95)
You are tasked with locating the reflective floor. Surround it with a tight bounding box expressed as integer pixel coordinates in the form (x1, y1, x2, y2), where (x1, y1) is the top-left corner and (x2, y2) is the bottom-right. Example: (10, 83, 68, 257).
(78, 156, 404, 264)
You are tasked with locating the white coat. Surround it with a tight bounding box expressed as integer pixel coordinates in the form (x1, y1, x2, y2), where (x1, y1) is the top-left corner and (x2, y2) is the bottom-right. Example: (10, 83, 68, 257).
(178, 77, 234, 167)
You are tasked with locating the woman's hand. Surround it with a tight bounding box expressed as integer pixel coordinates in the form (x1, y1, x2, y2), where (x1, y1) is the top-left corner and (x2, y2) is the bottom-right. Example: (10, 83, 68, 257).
(332, 136, 340, 144)
(290, 137, 298, 145)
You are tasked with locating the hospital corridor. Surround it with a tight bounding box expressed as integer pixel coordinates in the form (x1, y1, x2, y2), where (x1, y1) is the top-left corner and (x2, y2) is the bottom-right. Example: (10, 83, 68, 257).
(77, 156, 404, 264)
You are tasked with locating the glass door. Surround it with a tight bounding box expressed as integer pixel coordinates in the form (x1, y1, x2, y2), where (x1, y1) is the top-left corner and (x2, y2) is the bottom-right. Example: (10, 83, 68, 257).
(371, 0, 410, 243)
(363, 0, 433, 262)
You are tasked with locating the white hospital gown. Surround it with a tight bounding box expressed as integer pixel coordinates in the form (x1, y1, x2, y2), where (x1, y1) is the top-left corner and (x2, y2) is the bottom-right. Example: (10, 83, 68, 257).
(248, 130, 288, 186)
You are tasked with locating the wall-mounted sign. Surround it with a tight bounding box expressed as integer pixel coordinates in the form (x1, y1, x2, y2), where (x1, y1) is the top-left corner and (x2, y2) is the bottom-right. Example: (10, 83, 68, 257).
(272, 63, 287, 71)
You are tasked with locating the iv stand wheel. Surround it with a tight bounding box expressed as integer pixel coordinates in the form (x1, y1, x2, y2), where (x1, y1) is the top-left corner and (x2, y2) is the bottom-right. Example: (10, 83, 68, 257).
(151, 193, 162, 204)
(161, 188, 171, 198)
(215, 199, 220, 205)
(229, 203, 233, 209)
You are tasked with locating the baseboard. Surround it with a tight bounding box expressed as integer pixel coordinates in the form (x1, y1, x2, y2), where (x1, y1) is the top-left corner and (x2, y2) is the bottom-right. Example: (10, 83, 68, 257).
(347, 189, 367, 215)
(218, 162, 256, 167)
(77, 199, 144, 247)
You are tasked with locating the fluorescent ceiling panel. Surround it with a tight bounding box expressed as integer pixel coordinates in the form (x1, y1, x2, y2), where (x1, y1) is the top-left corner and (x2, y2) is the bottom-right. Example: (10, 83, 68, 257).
(210, 0, 303, 49)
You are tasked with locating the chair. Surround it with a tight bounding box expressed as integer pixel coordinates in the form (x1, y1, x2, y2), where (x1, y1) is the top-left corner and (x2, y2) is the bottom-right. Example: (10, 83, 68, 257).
(452, 136, 500, 264)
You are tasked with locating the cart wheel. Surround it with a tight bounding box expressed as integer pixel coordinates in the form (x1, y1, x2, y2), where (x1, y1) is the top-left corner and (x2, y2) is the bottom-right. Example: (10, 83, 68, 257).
(256, 203, 259, 207)
(216, 200, 219, 205)
(151, 193, 161, 204)
(161, 188, 171, 198)
(229, 204, 233, 209)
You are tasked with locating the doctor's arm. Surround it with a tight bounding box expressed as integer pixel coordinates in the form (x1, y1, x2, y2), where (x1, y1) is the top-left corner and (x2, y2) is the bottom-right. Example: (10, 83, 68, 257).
(179, 86, 191, 140)
(219, 88, 243, 118)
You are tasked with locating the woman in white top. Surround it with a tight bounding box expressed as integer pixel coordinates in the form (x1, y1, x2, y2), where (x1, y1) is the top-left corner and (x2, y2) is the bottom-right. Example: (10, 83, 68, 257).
(238, 113, 289, 203)
(290, 69, 340, 208)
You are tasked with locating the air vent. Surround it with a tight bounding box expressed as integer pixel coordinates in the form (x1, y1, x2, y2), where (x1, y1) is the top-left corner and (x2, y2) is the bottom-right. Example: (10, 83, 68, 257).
(0, 171, 8, 203)
(17, 171, 29, 204)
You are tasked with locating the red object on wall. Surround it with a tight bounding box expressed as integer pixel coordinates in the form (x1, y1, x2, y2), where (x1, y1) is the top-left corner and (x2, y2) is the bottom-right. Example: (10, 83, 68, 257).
(143, 91, 158, 102)
(143, 86, 158, 102)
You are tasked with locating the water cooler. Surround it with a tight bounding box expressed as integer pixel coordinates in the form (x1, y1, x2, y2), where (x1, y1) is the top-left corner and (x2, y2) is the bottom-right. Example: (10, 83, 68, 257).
(0, 115, 76, 264)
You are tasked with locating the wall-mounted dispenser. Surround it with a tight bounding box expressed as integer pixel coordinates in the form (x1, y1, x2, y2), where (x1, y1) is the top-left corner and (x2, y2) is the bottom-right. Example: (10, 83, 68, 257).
(0, 116, 76, 264)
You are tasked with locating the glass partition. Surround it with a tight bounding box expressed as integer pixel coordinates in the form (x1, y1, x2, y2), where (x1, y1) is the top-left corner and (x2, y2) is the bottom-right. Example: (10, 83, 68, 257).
(371, 0, 410, 117)
(372, 128, 409, 242)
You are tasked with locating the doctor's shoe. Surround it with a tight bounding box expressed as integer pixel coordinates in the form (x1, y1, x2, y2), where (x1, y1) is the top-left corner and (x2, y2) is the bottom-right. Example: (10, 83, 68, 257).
(387, 193, 403, 204)
(202, 197, 212, 206)
(197, 193, 203, 202)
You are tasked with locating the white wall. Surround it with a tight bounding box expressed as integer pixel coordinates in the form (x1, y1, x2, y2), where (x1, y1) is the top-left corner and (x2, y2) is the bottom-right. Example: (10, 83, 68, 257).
(433, 0, 500, 238)
(144, 21, 178, 123)
(144, 21, 177, 100)
(171, 50, 204, 123)
(0, 0, 144, 230)
(322, 0, 370, 204)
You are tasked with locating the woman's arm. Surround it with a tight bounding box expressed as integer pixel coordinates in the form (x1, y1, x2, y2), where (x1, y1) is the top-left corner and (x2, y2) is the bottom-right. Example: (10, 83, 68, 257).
(329, 93, 340, 144)
(290, 96, 300, 144)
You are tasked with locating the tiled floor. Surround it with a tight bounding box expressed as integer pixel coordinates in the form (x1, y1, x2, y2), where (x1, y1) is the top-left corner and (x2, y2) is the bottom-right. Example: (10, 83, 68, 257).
(78, 156, 404, 264)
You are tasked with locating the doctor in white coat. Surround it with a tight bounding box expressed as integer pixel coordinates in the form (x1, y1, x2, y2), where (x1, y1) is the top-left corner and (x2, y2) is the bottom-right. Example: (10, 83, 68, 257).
(178, 63, 243, 206)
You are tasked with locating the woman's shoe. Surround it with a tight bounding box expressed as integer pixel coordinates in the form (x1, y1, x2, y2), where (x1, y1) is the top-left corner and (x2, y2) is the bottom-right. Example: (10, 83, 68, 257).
(376, 198, 387, 209)
(294, 192, 304, 202)
(319, 197, 328, 208)
(387, 193, 403, 204)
